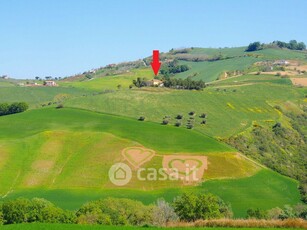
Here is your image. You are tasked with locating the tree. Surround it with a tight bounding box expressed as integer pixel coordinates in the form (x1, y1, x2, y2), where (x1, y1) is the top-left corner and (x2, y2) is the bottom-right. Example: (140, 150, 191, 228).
(138, 116, 145, 121)
(152, 199, 178, 226)
(288, 40, 298, 50)
(76, 198, 152, 226)
(0, 103, 9, 116)
(0, 102, 28, 116)
(246, 42, 262, 52)
(173, 193, 230, 221)
(246, 208, 268, 219)
(297, 42, 306, 50)
(132, 77, 147, 88)
(176, 114, 183, 119)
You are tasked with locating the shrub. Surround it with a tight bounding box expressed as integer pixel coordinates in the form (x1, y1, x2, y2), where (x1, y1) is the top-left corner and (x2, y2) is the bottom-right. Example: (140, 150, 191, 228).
(175, 121, 181, 127)
(56, 104, 64, 109)
(162, 119, 169, 125)
(1, 198, 76, 224)
(246, 42, 262, 52)
(0, 102, 28, 116)
(176, 114, 183, 119)
(246, 208, 268, 219)
(200, 113, 207, 118)
(76, 198, 152, 226)
(201, 120, 207, 125)
(138, 116, 145, 121)
(189, 111, 195, 116)
(0, 205, 3, 225)
(173, 193, 231, 222)
(152, 199, 178, 227)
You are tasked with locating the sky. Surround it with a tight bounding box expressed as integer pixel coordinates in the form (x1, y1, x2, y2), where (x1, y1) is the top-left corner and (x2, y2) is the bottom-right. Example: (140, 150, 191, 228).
(0, 0, 307, 79)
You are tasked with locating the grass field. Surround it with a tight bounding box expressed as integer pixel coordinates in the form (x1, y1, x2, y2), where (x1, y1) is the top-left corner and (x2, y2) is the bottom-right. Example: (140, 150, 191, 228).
(0, 47, 306, 221)
(174, 48, 307, 82)
(60, 69, 154, 90)
(0, 108, 301, 217)
(1, 223, 303, 230)
(0, 87, 91, 108)
(64, 80, 306, 137)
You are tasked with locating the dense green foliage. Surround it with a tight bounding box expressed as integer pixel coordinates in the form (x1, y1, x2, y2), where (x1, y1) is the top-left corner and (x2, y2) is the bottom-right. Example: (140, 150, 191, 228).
(0, 195, 231, 226)
(160, 60, 189, 77)
(0, 102, 28, 116)
(246, 40, 306, 52)
(272, 40, 306, 50)
(248, 204, 307, 220)
(163, 78, 206, 90)
(0, 198, 75, 225)
(246, 42, 262, 52)
(173, 193, 232, 221)
(226, 106, 307, 203)
(76, 198, 152, 225)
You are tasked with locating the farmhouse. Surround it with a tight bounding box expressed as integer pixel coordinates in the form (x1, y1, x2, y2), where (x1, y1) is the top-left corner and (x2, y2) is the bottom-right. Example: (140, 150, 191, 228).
(145, 79, 164, 87)
(273, 60, 289, 66)
(44, 80, 58, 86)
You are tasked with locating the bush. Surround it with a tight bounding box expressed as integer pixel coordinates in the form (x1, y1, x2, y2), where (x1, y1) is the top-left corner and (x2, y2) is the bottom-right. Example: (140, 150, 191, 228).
(189, 111, 195, 116)
(176, 114, 183, 119)
(1, 198, 76, 224)
(56, 104, 64, 109)
(138, 116, 145, 121)
(76, 198, 152, 226)
(246, 208, 268, 219)
(162, 119, 169, 125)
(152, 199, 178, 227)
(175, 121, 181, 127)
(246, 42, 262, 52)
(0, 102, 28, 116)
(186, 124, 194, 129)
(0, 205, 3, 225)
(200, 113, 207, 118)
(173, 193, 231, 222)
(201, 120, 207, 125)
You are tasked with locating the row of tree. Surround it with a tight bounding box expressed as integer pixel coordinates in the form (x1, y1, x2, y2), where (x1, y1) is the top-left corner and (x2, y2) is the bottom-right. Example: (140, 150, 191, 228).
(163, 78, 206, 90)
(272, 40, 306, 50)
(0, 193, 231, 226)
(246, 40, 306, 52)
(1, 194, 306, 226)
(0, 102, 29, 116)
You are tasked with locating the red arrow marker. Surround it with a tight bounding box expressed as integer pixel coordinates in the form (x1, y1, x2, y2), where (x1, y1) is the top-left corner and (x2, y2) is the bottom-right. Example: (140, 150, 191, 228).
(151, 50, 161, 76)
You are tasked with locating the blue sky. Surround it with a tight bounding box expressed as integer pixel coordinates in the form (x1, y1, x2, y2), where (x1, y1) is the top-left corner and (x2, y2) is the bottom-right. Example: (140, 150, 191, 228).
(1, 0, 306, 79)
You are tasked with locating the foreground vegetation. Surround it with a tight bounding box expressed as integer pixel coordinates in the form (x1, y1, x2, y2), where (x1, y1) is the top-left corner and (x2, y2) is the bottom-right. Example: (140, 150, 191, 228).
(0, 194, 306, 227)
(0, 224, 305, 230)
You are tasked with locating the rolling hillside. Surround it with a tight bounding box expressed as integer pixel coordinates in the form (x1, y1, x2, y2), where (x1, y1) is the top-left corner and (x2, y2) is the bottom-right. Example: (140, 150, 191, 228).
(0, 46, 306, 218)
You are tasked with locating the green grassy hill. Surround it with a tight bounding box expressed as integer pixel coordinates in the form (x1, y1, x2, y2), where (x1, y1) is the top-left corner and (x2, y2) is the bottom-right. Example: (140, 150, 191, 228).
(0, 108, 301, 217)
(0, 46, 306, 218)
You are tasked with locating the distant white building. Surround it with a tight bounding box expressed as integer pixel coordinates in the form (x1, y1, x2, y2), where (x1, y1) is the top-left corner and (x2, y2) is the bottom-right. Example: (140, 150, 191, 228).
(273, 60, 289, 66)
(44, 81, 57, 86)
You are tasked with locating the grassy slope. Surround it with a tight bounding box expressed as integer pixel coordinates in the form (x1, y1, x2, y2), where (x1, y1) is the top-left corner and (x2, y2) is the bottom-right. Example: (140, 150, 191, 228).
(0, 87, 91, 108)
(175, 48, 307, 82)
(60, 69, 154, 90)
(0, 224, 300, 230)
(0, 108, 301, 217)
(64, 81, 305, 138)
